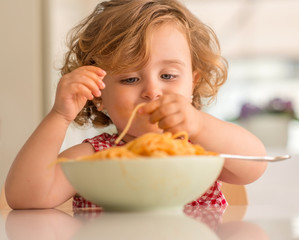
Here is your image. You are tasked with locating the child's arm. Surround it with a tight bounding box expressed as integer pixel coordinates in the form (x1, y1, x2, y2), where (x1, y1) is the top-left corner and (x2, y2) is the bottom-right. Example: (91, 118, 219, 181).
(140, 93, 267, 185)
(5, 66, 106, 209)
(191, 111, 267, 185)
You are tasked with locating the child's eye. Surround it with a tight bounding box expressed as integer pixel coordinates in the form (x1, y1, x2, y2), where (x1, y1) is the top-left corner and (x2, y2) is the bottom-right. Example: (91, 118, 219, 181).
(161, 74, 176, 80)
(120, 77, 139, 84)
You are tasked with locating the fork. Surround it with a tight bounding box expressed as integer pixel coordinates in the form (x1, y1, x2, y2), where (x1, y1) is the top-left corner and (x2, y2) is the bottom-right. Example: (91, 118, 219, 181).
(219, 154, 291, 162)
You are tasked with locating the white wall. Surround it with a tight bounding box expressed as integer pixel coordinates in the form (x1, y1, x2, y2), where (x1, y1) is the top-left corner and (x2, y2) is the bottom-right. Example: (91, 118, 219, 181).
(184, 0, 299, 57)
(44, 0, 101, 113)
(0, 0, 42, 189)
(45, 0, 107, 151)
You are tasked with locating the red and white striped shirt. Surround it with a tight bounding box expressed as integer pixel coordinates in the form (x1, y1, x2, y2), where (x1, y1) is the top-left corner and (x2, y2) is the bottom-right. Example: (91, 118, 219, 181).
(72, 133, 227, 209)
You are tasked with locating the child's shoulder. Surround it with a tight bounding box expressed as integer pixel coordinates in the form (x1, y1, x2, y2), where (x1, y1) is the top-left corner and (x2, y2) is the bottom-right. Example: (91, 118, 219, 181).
(83, 132, 120, 151)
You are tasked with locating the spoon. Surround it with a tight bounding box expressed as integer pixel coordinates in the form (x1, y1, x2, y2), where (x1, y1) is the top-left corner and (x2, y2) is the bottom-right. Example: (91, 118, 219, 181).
(219, 154, 291, 162)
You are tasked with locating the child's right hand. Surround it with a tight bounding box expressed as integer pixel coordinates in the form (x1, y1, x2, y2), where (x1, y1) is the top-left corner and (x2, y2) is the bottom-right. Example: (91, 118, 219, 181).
(52, 66, 106, 123)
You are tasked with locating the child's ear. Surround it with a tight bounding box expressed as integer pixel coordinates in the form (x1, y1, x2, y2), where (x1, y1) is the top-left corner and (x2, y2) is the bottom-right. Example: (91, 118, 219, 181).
(93, 97, 104, 111)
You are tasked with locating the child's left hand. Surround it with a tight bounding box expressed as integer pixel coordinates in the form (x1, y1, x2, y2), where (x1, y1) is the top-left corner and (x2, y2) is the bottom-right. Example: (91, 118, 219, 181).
(139, 93, 203, 141)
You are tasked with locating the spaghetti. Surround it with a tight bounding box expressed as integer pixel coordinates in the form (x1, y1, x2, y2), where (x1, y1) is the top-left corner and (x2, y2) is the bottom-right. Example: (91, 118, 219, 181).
(75, 131, 216, 161)
(57, 103, 216, 163)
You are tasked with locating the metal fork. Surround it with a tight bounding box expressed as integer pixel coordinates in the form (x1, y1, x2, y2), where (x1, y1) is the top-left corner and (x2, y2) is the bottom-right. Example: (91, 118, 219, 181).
(219, 154, 291, 162)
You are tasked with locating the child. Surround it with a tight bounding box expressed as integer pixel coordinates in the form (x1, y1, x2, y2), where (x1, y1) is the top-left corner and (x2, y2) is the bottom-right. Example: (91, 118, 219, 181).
(5, 0, 267, 209)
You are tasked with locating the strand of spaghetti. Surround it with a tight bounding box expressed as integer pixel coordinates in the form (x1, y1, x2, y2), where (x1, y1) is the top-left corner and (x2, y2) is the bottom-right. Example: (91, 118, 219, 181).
(53, 131, 217, 164)
(115, 103, 146, 144)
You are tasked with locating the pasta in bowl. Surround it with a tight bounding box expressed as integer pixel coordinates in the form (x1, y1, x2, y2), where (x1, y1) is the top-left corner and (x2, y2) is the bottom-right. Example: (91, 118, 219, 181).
(58, 132, 224, 211)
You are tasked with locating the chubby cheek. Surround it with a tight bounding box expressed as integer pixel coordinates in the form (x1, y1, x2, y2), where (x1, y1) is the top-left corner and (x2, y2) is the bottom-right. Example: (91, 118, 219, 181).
(184, 75, 195, 96)
(105, 98, 131, 129)
(101, 84, 130, 119)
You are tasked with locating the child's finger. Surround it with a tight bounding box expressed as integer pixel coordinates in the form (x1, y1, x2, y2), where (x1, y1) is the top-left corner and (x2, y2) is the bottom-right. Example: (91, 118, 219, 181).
(72, 76, 100, 95)
(149, 102, 179, 124)
(157, 112, 184, 130)
(138, 100, 160, 115)
(83, 71, 105, 90)
(80, 65, 106, 77)
(139, 93, 178, 112)
(75, 68, 106, 89)
(69, 83, 94, 100)
(72, 76, 100, 97)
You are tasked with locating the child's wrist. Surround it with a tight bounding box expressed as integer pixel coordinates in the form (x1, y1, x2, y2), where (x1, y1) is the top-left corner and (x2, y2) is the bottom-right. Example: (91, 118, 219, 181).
(188, 111, 205, 143)
(48, 109, 73, 126)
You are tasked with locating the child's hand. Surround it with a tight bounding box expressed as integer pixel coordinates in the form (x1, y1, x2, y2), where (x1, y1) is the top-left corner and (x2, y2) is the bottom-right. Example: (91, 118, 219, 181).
(139, 93, 203, 141)
(52, 66, 106, 123)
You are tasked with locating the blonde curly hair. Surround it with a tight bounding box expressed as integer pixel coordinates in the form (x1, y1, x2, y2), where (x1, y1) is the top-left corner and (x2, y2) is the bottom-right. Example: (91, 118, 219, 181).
(60, 0, 228, 127)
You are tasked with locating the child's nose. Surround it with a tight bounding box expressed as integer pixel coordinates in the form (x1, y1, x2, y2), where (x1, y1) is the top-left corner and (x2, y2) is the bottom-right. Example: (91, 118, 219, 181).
(141, 79, 162, 101)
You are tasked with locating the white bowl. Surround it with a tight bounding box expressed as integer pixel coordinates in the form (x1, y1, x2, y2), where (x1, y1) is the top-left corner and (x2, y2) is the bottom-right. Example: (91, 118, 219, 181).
(60, 155, 224, 211)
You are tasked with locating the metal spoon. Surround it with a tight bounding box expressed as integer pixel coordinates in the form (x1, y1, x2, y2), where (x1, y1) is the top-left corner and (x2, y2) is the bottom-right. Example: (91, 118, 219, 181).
(219, 154, 291, 162)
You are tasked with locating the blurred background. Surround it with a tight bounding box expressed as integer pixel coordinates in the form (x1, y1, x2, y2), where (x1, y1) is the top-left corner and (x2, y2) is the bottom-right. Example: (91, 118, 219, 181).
(1, 0, 299, 205)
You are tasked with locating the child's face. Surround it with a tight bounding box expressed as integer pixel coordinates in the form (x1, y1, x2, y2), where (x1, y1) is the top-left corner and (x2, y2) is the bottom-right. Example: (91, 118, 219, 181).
(101, 23, 196, 142)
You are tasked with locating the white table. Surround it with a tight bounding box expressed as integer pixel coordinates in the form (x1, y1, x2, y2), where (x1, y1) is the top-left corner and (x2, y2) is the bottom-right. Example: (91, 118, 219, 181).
(1, 203, 299, 239)
(246, 152, 299, 206)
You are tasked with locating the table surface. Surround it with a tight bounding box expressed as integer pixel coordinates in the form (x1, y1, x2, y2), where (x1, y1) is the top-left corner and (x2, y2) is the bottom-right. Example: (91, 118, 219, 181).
(1, 203, 299, 240)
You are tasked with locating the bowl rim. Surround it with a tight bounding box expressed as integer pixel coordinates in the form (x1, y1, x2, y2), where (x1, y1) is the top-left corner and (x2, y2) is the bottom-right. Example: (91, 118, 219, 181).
(59, 155, 224, 164)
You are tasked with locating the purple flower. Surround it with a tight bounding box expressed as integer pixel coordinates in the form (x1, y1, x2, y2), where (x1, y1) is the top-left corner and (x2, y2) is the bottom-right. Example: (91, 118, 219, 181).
(240, 103, 262, 119)
(267, 98, 294, 114)
(238, 98, 295, 120)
